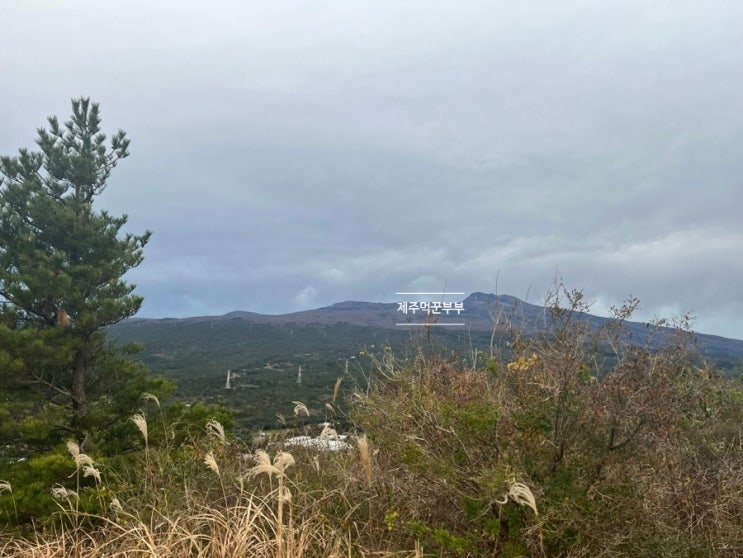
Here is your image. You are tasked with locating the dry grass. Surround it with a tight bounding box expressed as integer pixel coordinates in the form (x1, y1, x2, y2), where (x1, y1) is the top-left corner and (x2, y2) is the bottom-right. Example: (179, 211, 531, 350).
(0, 425, 422, 558)
(0, 487, 422, 558)
(357, 435, 372, 489)
(1, 499, 330, 557)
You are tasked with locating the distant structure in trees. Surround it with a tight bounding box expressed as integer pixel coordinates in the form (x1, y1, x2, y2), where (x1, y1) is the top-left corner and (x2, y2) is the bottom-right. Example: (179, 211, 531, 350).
(55, 309, 71, 327)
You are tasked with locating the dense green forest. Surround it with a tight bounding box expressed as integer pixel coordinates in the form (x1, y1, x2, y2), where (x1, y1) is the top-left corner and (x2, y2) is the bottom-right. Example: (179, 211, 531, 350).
(107, 318, 497, 431)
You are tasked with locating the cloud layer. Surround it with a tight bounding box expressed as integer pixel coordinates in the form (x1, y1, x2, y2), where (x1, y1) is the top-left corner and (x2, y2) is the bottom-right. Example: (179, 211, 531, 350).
(2, 1, 742, 339)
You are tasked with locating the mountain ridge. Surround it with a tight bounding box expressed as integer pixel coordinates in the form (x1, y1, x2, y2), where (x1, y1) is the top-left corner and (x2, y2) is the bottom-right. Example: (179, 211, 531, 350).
(121, 292, 743, 360)
(125, 292, 740, 336)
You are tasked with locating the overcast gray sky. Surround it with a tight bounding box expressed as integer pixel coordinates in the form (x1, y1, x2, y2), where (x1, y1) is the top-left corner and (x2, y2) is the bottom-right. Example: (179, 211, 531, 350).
(3, 1, 743, 339)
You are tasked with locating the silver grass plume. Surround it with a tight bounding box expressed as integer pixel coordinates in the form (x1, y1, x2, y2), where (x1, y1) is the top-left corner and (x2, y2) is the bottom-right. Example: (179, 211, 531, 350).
(204, 451, 220, 476)
(293, 401, 309, 417)
(206, 419, 226, 444)
(131, 412, 148, 445)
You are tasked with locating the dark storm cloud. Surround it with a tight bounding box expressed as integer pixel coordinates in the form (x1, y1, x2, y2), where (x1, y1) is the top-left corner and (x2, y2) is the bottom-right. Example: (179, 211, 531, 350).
(2, 1, 742, 338)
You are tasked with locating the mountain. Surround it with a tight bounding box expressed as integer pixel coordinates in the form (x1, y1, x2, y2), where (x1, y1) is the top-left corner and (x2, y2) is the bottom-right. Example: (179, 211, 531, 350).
(122, 292, 743, 363)
(109, 292, 742, 431)
(115, 292, 743, 376)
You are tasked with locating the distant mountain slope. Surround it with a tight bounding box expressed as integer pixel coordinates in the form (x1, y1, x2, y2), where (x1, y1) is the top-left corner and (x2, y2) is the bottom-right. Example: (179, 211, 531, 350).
(122, 292, 743, 366)
(109, 292, 742, 431)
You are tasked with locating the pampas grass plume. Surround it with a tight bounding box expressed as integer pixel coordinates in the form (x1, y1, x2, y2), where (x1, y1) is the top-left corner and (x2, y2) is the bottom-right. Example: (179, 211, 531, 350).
(248, 450, 295, 479)
(204, 451, 220, 476)
(131, 412, 148, 445)
(83, 465, 102, 485)
(496, 481, 539, 516)
(110, 497, 123, 514)
(508, 482, 539, 516)
(51, 485, 77, 500)
(206, 419, 226, 444)
(293, 401, 309, 417)
(274, 451, 295, 472)
(66, 440, 80, 459)
(140, 392, 161, 408)
(74, 453, 94, 469)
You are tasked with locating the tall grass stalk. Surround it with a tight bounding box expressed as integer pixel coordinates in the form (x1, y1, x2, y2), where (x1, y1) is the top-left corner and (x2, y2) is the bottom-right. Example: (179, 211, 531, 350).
(248, 450, 295, 558)
(0, 480, 18, 523)
(142, 392, 169, 450)
(358, 435, 372, 489)
(204, 451, 228, 508)
(131, 411, 150, 494)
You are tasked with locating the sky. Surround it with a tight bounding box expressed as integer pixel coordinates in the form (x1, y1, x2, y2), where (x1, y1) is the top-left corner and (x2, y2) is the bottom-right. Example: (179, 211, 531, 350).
(2, 1, 743, 340)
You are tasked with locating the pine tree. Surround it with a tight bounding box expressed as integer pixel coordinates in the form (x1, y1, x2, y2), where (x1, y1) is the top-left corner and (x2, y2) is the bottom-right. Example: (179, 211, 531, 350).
(0, 98, 151, 437)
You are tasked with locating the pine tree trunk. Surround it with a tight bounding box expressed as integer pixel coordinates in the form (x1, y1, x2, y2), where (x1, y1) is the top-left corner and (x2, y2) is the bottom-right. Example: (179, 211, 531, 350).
(71, 355, 88, 435)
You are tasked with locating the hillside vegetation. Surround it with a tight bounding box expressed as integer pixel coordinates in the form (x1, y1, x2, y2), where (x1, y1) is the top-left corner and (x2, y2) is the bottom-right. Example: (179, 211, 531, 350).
(106, 291, 743, 436)
(2, 286, 742, 557)
(106, 319, 489, 432)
